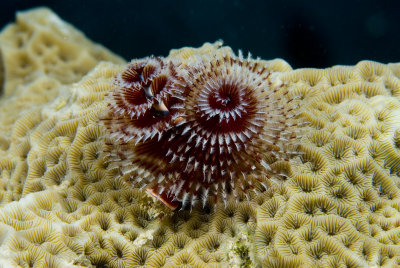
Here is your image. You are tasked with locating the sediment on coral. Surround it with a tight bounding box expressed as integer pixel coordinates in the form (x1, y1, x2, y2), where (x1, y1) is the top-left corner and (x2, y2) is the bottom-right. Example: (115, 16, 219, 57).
(0, 6, 400, 268)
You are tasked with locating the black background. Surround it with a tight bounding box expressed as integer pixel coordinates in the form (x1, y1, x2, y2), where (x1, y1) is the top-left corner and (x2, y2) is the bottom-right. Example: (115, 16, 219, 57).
(1, 0, 399, 69)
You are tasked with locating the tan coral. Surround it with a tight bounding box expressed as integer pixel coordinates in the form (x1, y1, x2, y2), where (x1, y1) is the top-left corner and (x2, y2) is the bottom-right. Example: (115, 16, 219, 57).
(0, 7, 124, 165)
(0, 7, 124, 97)
(1, 7, 400, 268)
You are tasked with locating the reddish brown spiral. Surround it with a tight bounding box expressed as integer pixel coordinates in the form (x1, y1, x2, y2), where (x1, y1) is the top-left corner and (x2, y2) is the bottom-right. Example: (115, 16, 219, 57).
(102, 57, 187, 143)
(102, 52, 302, 210)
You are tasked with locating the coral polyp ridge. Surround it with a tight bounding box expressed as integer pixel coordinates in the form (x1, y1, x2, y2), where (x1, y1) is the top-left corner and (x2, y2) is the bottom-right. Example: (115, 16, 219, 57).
(101, 50, 305, 210)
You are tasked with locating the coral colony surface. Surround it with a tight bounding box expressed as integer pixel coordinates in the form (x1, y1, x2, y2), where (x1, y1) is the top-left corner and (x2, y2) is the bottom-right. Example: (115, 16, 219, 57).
(1, 7, 400, 268)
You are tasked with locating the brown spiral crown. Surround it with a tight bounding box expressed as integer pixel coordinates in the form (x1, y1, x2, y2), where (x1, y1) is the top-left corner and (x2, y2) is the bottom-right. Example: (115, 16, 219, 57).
(101, 51, 303, 210)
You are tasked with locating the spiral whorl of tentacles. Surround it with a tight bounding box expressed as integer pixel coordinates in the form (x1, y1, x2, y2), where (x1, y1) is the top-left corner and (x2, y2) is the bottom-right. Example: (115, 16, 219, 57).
(102, 51, 302, 210)
(103, 57, 186, 143)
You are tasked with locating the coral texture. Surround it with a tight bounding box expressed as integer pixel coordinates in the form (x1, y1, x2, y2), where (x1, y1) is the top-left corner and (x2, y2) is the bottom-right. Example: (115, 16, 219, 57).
(0, 7, 124, 97)
(0, 7, 124, 146)
(1, 7, 400, 268)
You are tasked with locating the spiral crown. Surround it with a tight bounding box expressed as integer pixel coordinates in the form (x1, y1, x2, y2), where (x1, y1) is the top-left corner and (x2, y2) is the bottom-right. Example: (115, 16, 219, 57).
(101, 51, 303, 210)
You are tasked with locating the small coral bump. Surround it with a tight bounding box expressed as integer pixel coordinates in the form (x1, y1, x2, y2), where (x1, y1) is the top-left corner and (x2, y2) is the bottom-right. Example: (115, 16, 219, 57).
(101, 51, 303, 210)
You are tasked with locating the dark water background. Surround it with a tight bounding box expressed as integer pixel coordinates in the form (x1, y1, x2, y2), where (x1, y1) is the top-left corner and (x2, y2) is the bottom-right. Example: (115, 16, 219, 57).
(1, 0, 399, 69)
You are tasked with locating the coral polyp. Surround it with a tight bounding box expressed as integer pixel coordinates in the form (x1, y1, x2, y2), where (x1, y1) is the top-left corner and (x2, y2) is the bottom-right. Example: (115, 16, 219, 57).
(102, 51, 302, 210)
